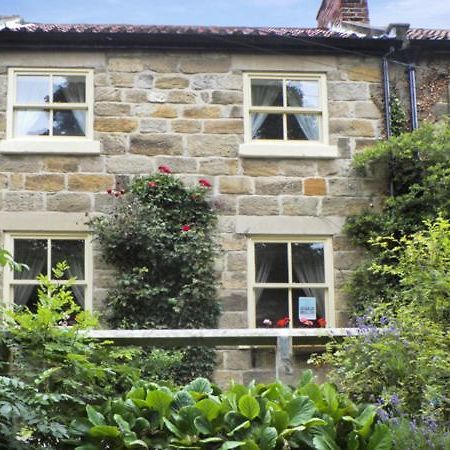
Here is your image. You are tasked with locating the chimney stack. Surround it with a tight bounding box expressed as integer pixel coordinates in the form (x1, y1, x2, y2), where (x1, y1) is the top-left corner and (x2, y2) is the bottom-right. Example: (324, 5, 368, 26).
(317, 0, 370, 29)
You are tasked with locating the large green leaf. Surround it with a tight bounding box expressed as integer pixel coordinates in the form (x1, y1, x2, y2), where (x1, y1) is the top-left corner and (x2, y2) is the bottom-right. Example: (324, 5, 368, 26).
(238, 395, 260, 420)
(218, 441, 246, 450)
(86, 406, 105, 426)
(186, 378, 213, 394)
(285, 396, 316, 426)
(196, 398, 221, 421)
(114, 414, 132, 434)
(351, 406, 377, 438)
(259, 427, 278, 450)
(89, 425, 121, 438)
(227, 420, 251, 437)
(271, 410, 289, 433)
(173, 390, 195, 410)
(367, 424, 393, 450)
(312, 433, 340, 450)
(194, 415, 214, 435)
(146, 390, 173, 417)
(321, 385, 339, 417)
(241, 439, 259, 450)
(123, 436, 149, 449)
(163, 417, 183, 439)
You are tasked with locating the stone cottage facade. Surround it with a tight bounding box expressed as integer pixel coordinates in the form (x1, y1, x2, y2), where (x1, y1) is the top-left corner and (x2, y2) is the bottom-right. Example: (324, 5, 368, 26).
(0, 0, 449, 384)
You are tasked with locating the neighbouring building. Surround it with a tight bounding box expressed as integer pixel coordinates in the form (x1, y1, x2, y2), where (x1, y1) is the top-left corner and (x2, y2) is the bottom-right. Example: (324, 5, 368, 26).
(0, 0, 449, 384)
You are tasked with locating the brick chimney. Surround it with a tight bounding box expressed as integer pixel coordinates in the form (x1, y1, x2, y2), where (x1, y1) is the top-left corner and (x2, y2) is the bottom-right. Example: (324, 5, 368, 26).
(317, 0, 370, 28)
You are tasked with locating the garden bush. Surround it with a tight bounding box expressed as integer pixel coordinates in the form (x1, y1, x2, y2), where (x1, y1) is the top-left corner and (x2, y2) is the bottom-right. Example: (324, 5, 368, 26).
(68, 371, 392, 450)
(91, 167, 221, 383)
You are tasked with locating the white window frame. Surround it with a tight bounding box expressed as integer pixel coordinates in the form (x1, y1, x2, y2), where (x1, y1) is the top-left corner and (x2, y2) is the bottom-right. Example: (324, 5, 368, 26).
(240, 72, 337, 158)
(2, 232, 93, 311)
(0, 68, 100, 154)
(247, 236, 335, 328)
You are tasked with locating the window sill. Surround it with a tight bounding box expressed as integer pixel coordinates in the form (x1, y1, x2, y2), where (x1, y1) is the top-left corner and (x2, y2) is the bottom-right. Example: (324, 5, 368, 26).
(0, 138, 101, 154)
(239, 142, 338, 159)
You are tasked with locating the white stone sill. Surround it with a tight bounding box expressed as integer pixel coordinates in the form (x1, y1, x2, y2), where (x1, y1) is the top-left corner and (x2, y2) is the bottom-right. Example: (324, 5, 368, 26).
(0, 139, 101, 154)
(239, 142, 338, 159)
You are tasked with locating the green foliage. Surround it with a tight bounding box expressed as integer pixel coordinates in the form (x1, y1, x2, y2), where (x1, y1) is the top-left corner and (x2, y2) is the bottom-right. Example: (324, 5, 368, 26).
(0, 261, 181, 448)
(68, 372, 392, 450)
(346, 122, 450, 314)
(389, 92, 408, 138)
(315, 218, 450, 436)
(91, 169, 221, 383)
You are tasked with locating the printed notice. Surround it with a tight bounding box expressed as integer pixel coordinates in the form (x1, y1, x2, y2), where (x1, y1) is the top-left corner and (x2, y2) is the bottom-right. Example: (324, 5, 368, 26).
(298, 297, 317, 320)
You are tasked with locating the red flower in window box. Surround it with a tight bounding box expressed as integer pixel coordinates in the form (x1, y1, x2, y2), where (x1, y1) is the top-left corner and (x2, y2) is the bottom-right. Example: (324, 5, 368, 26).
(299, 317, 314, 327)
(147, 181, 158, 188)
(276, 316, 290, 328)
(158, 165, 172, 174)
(181, 225, 191, 232)
(198, 178, 212, 188)
(317, 317, 327, 328)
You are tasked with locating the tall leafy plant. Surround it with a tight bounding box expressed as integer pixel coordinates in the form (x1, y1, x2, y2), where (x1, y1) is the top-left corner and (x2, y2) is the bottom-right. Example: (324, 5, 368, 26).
(91, 167, 221, 383)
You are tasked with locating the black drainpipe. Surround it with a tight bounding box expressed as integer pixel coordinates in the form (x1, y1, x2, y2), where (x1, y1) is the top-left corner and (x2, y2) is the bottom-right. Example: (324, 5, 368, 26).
(407, 64, 419, 130)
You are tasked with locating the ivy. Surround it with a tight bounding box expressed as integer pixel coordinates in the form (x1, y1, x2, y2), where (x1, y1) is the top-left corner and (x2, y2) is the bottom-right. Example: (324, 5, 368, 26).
(91, 168, 221, 384)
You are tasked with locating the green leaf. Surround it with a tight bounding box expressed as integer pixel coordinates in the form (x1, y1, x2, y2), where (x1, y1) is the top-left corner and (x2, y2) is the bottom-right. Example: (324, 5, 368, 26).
(354, 406, 377, 438)
(347, 431, 360, 450)
(227, 420, 251, 437)
(86, 405, 105, 426)
(238, 395, 260, 420)
(186, 378, 213, 394)
(123, 436, 149, 449)
(89, 425, 121, 438)
(114, 414, 132, 434)
(219, 441, 245, 450)
(285, 396, 316, 426)
(194, 415, 214, 435)
(173, 390, 195, 410)
(163, 417, 183, 439)
(146, 390, 173, 417)
(241, 439, 260, 450)
(321, 385, 339, 417)
(196, 398, 221, 421)
(367, 424, 393, 450)
(75, 445, 100, 450)
(259, 427, 277, 450)
(271, 410, 289, 433)
(312, 434, 340, 450)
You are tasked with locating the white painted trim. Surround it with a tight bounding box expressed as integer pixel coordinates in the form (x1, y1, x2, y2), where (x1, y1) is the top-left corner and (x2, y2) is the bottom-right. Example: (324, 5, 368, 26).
(246, 236, 335, 328)
(236, 216, 345, 235)
(0, 138, 101, 154)
(239, 142, 338, 158)
(2, 231, 93, 311)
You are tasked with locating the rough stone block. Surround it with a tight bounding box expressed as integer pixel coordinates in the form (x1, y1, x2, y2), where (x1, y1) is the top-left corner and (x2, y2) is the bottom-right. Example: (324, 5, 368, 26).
(330, 118, 376, 137)
(354, 101, 382, 119)
(171, 119, 201, 133)
(328, 82, 369, 101)
(106, 155, 154, 174)
(242, 159, 279, 177)
(167, 91, 196, 104)
(109, 72, 135, 87)
(0, 156, 43, 173)
(211, 195, 238, 215)
(223, 350, 252, 370)
(321, 197, 371, 216)
(155, 76, 189, 89)
(8, 173, 24, 190)
(183, 106, 221, 119)
(148, 91, 168, 103)
(281, 197, 319, 215)
(199, 158, 238, 175)
(329, 101, 354, 118)
(143, 54, 178, 72)
(47, 193, 91, 212)
(140, 119, 168, 133)
(255, 178, 303, 195)
(179, 54, 231, 73)
(68, 174, 114, 192)
(347, 64, 381, 82)
(317, 159, 353, 177)
(226, 251, 247, 272)
(4, 192, 44, 211)
(238, 196, 279, 215)
(155, 156, 198, 173)
(219, 176, 253, 194)
(211, 90, 243, 104)
(203, 119, 243, 134)
(43, 157, 79, 172)
(94, 118, 138, 133)
(218, 311, 248, 328)
(213, 369, 243, 388)
(108, 57, 144, 72)
(304, 178, 327, 196)
(135, 72, 154, 88)
(186, 135, 239, 157)
(79, 156, 105, 173)
(25, 174, 65, 191)
(95, 87, 121, 102)
(123, 89, 148, 103)
(130, 135, 183, 156)
(150, 105, 178, 118)
(95, 102, 130, 116)
(99, 134, 128, 155)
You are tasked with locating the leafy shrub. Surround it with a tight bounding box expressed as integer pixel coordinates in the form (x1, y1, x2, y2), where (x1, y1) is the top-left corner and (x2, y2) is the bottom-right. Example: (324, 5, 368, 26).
(0, 261, 181, 448)
(346, 122, 450, 314)
(68, 371, 392, 450)
(91, 168, 221, 383)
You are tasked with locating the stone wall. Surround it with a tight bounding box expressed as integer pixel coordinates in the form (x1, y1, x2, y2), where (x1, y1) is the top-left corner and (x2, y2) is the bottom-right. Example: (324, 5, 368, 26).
(0, 49, 389, 384)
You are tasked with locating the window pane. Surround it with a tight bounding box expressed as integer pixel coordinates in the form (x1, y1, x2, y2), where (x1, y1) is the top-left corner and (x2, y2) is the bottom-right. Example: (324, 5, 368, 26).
(292, 288, 326, 328)
(51, 240, 85, 280)
(53, 75, 86, 103)
(287, 114, 319, 141)
(292, 242, 325, 283)
(13, 284, 39, 310)
(251, 79, 283, 107)
(255, 243, 288, 283)
(251, 113, 283, 140)
(53, 110, 86, 136)
(255, 288, 289, 328)
(13, 239, 48, 280)
(16, 75, 50, 104)
(14, 110, 50, 136)
(287, 80, 320, 108)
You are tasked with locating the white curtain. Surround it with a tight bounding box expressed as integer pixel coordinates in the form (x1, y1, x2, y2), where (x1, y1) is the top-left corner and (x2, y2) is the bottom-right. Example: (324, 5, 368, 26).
(251, 83, 280, 139)
(292, 114, 319, 140)
(54, 77, 86, 134)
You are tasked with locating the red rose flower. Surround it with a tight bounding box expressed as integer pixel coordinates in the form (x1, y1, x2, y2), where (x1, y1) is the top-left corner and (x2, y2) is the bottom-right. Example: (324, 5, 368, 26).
(317, 317, 327, 328)
(158, 165, 172, 174)
(114, 191, 121, 197)
(181, 225, 191, 232)
(198, 178, 212, 188)
(148, 181, 158, 188)
(276, 316, 290, 328)
(106, 188, 113, 194)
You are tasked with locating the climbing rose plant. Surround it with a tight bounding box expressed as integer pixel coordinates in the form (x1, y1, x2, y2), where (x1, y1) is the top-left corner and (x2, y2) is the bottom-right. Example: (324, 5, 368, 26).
(91, 167, 221, 383)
